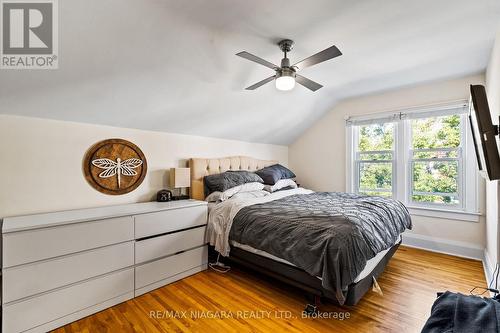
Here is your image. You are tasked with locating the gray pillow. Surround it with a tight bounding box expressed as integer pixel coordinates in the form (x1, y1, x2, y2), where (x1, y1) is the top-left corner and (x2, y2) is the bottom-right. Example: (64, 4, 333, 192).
(204, 171, 263, 196)
(255, 164, 296, 185)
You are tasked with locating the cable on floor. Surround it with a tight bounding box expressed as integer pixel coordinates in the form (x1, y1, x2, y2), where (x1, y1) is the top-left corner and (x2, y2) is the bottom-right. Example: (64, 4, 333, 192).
(208, 253, 231, 273)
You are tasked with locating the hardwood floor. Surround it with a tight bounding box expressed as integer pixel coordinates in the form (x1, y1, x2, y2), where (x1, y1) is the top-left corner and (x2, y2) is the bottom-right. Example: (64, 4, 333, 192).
(53, 246, 486, 333)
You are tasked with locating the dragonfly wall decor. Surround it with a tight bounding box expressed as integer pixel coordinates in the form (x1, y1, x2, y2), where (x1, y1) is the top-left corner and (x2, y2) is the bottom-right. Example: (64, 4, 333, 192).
(83, 138, 147, 195)
(91, 157, 143, 188)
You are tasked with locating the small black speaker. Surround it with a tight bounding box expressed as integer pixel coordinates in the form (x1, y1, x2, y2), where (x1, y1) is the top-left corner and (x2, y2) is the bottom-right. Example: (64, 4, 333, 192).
(156, 189, 172, 202)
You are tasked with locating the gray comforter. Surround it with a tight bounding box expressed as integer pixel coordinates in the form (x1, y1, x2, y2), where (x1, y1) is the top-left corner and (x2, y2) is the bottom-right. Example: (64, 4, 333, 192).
(229, 192, 412, 304)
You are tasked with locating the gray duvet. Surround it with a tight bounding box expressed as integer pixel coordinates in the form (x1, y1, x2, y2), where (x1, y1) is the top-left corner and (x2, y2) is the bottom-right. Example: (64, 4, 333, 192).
(229, 192, 412, 304)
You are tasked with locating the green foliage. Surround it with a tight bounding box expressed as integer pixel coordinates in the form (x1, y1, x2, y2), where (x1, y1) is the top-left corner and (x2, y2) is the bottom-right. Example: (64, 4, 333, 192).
(358, 123, 394, 151)
(357, 123, 394, 195)
(359, 163, 392, 190)
(412, 115, 460, 149)
(412, 161, 459, 204)
(360, 191, 392, 198)
(411, 115, 461, 204)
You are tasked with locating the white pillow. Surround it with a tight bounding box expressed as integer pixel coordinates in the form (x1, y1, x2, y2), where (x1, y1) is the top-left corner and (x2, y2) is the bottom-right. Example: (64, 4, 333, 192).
(231, 190, 270, 200)
(205, 191, 223, 202)
(264, 178, 297, 193)
(205, 182, 265, 202)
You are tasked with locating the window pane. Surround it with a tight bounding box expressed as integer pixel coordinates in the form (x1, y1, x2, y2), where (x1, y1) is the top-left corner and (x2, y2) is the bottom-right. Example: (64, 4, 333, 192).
(412, 161, 459, 204)
(358, 123, 394, 151)
(411, 115, 461, 149)
(413, 150, 458, 159)
(359, 162, 392, 192)
(360, 191, 393, 198)
(359, 152, 392, 160)
(411, 194, 459, 204)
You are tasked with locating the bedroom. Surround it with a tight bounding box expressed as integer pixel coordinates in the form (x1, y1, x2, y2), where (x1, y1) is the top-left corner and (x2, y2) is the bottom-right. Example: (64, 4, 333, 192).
(0, 0, 499, 332)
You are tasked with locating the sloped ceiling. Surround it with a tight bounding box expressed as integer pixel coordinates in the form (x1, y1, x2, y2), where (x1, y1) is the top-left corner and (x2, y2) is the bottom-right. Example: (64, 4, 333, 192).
(1, 0, 499, 144)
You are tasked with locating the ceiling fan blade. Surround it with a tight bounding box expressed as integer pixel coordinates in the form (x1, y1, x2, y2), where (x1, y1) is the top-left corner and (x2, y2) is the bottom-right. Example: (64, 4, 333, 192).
(245, 75, 276, 90)
(293, 45, 342, 71)
(295, 75, 323, 91)
(236, 51, 279, 70)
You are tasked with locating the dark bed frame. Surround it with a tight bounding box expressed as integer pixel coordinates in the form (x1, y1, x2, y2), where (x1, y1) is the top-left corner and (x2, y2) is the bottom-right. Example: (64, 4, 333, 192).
(214, 240, 401, 308)
(191, 157, 402, 311)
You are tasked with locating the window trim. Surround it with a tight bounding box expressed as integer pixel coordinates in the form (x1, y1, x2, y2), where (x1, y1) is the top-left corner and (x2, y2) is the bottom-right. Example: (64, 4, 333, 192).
(355, 149, 396, 197)
(346, 101, 480, 222)
(406, 206, 481, 222)
(408, 150, 464, 210)
(405, 113, 466, 210)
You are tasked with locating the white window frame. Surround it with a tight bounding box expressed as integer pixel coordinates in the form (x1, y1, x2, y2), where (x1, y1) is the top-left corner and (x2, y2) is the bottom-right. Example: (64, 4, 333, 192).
(353, 122, 397, 198)
(346, 101, 480, 222)
(355, 150, 395, 197)
(407, 116, 465, 210)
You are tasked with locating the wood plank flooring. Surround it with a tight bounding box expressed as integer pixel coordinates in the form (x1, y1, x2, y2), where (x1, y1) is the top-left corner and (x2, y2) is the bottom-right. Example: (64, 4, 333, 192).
(53, 246, 486, 333)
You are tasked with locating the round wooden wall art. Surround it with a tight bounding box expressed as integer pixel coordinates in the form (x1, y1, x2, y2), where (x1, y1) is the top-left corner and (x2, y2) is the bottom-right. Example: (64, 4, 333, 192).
(83, 138, 147, 195)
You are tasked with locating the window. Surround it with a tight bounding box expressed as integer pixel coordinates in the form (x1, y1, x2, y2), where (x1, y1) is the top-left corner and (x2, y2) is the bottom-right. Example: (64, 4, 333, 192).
(355, 123, 395, 197)
(347, 102, 478, 217)
(409, 115, 462, 206)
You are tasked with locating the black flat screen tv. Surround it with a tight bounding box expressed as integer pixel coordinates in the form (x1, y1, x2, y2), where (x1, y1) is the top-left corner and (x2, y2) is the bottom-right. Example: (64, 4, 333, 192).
(469, 84, 500, 180)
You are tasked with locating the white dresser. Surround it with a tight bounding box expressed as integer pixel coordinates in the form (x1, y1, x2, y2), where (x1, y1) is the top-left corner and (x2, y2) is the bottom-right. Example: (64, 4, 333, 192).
(1, 200, 208, 333)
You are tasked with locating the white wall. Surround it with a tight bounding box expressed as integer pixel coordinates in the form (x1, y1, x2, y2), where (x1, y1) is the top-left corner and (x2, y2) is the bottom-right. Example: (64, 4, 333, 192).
(289, 74, 486, 250)
(485, 30, 500, 270)
(0, 115, 288, 218)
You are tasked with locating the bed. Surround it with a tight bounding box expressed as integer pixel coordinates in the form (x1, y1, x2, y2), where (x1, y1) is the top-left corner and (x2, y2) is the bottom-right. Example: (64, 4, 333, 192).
(189, 156, 411, 309)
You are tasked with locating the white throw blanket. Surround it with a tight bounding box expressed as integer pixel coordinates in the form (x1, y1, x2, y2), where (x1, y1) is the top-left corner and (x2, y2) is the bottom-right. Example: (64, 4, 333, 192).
(207, 187, 313, 256)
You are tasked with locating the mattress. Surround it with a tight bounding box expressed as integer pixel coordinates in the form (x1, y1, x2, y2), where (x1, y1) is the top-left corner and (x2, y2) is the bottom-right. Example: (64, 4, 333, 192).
(230, 234, 401, 284)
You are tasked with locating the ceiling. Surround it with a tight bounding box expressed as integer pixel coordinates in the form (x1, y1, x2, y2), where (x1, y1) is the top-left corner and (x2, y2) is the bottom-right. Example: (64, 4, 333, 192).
(1, 0, 499, 145)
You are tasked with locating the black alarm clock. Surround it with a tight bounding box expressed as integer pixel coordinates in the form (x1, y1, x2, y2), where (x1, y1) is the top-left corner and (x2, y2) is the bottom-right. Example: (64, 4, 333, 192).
(156, 189, 172, 202)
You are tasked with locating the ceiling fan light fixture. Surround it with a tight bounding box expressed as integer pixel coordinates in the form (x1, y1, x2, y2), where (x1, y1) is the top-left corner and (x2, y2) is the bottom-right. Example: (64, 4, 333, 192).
(236, 39, 341, 91)
(275, 69, 296, 91)
(275, 76, 295, 91)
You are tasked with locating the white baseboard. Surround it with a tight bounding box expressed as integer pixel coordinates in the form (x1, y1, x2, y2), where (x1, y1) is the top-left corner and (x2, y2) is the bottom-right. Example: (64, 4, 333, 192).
(401, 232, 484, 260)
(402, 233, 497, 289)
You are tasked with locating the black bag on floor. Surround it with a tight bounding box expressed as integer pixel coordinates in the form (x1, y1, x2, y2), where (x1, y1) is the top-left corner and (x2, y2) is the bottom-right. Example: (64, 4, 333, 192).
(422, 291, 500, 333)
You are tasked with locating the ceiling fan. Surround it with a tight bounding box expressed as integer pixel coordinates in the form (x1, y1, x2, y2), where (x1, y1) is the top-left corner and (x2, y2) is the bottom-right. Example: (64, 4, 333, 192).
(236, 39, 342, 92)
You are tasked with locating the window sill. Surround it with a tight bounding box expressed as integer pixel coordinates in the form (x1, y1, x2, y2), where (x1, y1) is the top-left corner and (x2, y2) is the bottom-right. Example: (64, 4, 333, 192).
(406, 206, 481, 222)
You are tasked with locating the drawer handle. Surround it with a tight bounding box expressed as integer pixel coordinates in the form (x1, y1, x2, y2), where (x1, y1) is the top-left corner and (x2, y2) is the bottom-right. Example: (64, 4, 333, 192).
(136, 224, 206, 242)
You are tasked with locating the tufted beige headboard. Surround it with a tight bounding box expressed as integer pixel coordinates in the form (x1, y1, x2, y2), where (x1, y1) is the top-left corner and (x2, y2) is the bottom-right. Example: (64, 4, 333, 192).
(189, 156, 277, 200)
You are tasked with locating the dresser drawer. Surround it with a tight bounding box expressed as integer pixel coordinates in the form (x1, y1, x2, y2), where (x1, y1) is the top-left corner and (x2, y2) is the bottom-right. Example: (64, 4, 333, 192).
(134, 205, 207, 239)
(135, 246, 208, 289)
(135, 226, 206, 264)
(3, 216, 134, 267)
(3, 268, 134, 333)
(3, 241, 134, 304)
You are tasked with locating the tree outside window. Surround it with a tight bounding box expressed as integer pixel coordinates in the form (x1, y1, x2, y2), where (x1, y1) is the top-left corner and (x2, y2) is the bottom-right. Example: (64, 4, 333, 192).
(356, 123, 395, 197)
(410, 115, 462, 205)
